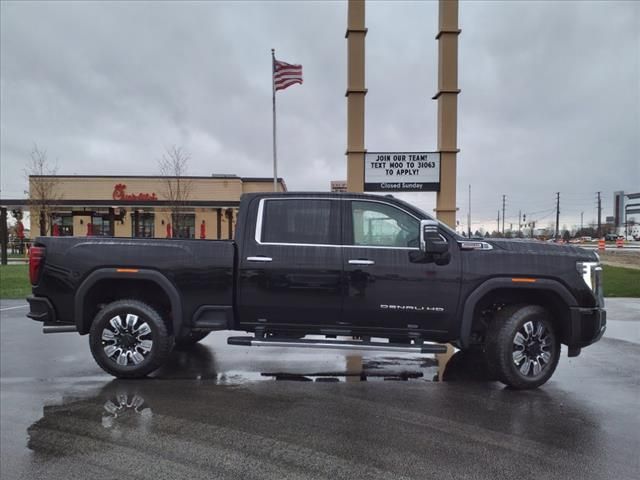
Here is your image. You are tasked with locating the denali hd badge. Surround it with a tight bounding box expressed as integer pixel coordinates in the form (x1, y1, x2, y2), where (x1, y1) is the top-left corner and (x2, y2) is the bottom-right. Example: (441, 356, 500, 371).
(380, 304, 444, 312)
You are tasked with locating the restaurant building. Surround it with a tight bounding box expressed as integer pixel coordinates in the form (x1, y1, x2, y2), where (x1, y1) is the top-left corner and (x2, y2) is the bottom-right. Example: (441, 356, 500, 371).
(24, 175, 287, 240)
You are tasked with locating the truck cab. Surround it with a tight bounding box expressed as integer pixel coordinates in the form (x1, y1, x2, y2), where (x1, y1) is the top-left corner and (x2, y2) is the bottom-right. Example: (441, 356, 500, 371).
(235, 193, 461, 342)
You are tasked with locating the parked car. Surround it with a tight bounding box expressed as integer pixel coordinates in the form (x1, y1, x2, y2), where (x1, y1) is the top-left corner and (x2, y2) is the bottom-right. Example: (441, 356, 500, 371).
(27, 192, 606, 389)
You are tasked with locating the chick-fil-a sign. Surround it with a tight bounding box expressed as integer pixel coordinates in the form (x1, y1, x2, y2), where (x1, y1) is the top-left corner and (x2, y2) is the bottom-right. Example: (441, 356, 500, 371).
(112, 184, 158, 201)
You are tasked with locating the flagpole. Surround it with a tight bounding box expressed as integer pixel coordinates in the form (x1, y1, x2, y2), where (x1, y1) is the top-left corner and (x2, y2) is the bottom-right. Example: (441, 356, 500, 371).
(271, 48, 277, 192)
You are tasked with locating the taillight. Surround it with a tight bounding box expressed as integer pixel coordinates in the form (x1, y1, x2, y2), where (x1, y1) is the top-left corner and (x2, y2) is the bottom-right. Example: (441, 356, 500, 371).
(29, 246, 46, 285)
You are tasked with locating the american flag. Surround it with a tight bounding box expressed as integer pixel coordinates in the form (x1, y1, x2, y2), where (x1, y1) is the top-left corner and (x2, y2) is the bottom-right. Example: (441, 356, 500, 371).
(273, 59, 303, 91)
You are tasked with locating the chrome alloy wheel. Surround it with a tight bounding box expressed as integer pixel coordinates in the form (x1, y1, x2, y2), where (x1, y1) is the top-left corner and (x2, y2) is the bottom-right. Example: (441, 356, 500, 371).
(512, 320, 553, 377)
(101, 314, 153, 366)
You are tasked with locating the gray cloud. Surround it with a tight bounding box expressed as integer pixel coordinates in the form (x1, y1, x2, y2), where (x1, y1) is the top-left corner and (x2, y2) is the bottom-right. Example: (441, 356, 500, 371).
(1, 0, 638, 231)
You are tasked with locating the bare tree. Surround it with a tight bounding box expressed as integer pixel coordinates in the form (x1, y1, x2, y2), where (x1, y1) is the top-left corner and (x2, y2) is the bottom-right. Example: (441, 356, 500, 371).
(25, 145, 60, 236)
(158, 146, 193, 238)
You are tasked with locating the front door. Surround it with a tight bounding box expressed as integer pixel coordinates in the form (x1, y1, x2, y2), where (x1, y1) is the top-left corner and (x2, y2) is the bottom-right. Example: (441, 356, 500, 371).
(237, 197, 343, 334)
(342, 199, 461, 339)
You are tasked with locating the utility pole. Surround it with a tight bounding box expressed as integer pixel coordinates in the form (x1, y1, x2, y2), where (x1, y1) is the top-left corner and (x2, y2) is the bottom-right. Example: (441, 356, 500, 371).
(0, 207, 7, 266)
(467, 184, 471, 237)
(580, 211, 584, 234)
(597, 191, 602, 238)
(518, 210, 522, 234)
(501, 195, 505, 234)
(497, 210, 500, 234)
(555, 192, 560, 240)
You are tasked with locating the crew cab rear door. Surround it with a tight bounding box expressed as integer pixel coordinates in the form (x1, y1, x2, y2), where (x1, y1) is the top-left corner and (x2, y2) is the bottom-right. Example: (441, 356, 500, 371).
(342, 199, 461, 337)
(237, 197, 343, 332)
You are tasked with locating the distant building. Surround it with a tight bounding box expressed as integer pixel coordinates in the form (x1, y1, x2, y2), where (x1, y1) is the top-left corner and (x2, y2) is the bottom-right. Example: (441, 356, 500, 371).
(612, 191, 640, 237)
(1, 174, 287, 240)
(614, 191, 625, 228)
(331, 180, 347, 192)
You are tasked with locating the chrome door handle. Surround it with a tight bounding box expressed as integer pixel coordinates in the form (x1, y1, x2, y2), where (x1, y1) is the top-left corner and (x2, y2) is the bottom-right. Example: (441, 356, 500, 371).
(348, 259, 375, 265)
(247, 256, 273, 262)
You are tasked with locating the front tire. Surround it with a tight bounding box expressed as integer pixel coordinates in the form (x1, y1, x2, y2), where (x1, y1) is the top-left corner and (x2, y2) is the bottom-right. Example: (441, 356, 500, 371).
(485, 305, 560, 390)
(89, 299, 174, 378)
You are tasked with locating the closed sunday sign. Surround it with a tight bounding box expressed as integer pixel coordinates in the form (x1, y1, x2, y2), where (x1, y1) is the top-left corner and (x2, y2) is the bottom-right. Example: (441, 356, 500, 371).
(364, 152, 441, 192)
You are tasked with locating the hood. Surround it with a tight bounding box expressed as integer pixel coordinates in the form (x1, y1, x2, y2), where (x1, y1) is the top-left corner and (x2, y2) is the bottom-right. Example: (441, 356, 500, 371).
(484, 239, 598, 261)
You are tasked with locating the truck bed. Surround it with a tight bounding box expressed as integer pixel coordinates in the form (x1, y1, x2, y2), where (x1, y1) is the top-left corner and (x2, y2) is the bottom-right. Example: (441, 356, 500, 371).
(32, 236, 236, 331)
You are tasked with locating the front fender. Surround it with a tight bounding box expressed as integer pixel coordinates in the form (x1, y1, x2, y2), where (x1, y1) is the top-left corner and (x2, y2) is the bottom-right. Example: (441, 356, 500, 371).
(459, 277, 578, 348)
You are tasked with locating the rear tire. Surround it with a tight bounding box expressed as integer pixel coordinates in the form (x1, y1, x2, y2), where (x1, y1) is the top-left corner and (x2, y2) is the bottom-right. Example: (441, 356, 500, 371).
(89, 299, 174, 378)
(485, 305, 560, 390)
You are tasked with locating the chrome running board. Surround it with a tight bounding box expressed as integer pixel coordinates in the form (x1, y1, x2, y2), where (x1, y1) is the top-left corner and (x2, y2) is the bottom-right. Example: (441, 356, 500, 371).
(43, 325, 78, 334)
(227, 336, 447, 354)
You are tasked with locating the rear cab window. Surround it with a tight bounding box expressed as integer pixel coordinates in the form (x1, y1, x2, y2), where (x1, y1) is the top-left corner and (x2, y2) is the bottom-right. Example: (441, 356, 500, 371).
(258, 198, 341, 246)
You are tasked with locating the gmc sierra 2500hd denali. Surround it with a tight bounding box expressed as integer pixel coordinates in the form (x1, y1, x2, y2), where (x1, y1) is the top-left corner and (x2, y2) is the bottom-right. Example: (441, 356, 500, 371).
(27, 192, 606, 389)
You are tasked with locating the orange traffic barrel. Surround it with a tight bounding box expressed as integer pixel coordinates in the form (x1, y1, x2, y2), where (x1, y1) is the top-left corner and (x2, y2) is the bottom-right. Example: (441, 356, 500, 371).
(616, 237, 624, 248)
(598, 238, 605, 251)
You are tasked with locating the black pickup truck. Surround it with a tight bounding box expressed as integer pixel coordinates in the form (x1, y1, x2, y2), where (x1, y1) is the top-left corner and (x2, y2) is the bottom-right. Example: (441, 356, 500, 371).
(27, 192, 606, 389)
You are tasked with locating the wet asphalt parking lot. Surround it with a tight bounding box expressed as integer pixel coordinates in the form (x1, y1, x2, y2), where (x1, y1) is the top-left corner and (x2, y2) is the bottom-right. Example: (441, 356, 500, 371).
(1, 298, 639, 480)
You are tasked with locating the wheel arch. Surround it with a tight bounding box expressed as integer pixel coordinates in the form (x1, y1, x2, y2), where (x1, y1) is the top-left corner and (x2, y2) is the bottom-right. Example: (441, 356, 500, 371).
(460, 278, 578, 348)
(74, 268, 182, 335)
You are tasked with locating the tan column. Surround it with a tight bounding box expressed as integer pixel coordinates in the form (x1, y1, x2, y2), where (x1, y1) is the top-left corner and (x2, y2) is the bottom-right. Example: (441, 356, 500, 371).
(346, 0, 367, 192)
(220, 209, 229, 240)
(73, 215, 91, 236)
(154, 209, 171, 238)
(114, 210, 131, 237)
(436, 343, 455, 381)
(433, 0, 460, 228)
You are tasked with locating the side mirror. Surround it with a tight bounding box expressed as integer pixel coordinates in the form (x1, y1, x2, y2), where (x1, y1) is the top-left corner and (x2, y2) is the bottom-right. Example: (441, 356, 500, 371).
(420, 219, 448, 255)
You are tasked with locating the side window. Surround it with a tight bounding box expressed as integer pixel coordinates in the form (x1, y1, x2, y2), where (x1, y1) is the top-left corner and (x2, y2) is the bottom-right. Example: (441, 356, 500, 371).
(261, 199, 340, 245)
(351, 201, 419, 248)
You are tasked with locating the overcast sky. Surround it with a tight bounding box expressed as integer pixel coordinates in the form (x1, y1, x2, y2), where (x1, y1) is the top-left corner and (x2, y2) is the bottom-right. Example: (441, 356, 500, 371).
(1, 0, 638, 232)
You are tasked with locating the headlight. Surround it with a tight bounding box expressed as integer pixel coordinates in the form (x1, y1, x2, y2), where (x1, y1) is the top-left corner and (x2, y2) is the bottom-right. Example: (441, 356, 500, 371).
(577, 261, 604, 306)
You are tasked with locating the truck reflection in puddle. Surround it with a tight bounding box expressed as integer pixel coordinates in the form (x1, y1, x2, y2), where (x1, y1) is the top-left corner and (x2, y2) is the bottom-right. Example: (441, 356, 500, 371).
(261, 353, 432, 383)
(258, 349, 494, 383)
(142, 341, 494, 384)
(27, 346, 498, 454)
(101, 391, 153, 432)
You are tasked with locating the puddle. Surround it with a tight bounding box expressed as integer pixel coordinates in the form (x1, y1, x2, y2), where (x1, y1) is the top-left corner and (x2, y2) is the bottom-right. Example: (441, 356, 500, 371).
(24, 347, 496, 454)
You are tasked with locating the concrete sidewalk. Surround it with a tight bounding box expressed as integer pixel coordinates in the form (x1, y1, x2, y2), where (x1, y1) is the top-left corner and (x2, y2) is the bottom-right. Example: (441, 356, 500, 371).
(603, 297, 640, 344)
